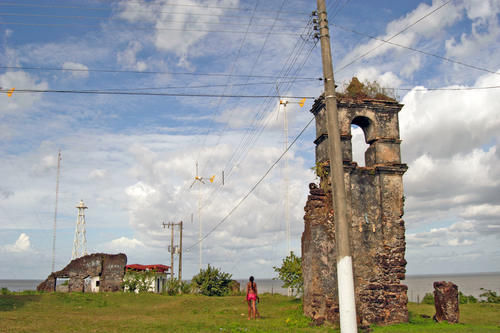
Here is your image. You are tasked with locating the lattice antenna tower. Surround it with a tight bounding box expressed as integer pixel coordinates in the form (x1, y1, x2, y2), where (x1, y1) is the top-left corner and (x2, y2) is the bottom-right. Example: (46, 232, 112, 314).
(51, 150, 62, 272)
(72, 200, 88, 259)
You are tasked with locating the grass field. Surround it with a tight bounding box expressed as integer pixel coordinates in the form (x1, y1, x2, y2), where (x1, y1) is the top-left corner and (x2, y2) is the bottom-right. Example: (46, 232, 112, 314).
(0, 292, 499, 332)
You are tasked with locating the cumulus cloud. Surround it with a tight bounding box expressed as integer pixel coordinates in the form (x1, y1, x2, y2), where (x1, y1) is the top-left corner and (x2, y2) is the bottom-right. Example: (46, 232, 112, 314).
(338, 0, 463, 68)
(104, 237, 145, 251)
(0, 71, 48, 116)
(116, 41, 148, 71)
(62, 62, 89, 78)
(115, 0, 239, 67)
(3, 233, 32, 253)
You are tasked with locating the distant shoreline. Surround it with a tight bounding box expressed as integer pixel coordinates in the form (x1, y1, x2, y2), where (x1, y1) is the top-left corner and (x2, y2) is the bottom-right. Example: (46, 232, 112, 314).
(1, 271, 500, 281)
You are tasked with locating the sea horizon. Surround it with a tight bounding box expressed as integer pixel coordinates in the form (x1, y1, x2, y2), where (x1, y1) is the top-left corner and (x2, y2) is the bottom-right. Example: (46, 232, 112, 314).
(2, 271, 499, 302)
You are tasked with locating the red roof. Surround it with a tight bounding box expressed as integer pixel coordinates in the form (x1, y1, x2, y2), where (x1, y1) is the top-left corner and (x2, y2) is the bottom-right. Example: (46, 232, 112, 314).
(126, 264, 170, 273)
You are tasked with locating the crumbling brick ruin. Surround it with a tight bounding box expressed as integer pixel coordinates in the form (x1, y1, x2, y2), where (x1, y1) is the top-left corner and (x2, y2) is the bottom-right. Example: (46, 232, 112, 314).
(302, 95, 408, 326)
(37, 253, 127, 293)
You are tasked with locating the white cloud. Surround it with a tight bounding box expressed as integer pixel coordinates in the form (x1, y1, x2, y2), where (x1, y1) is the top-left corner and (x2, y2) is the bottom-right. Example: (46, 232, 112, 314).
(116, 41, 148, 71)
(115, 0, 239, 67)
(339, 0, 463, 68)
(355, 67, 403, 88)
(0, 71, 48, 116)
(106, 237, 145, 251)
(3, 233, 32, 253)
(62, 62, 89, 78)
(88, 169, 108, 180)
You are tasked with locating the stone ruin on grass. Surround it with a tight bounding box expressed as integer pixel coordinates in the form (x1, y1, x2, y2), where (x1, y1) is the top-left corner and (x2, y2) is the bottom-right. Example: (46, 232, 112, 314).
(302, 95, 408, 326)
(433, 281, 459, 324)
(37, 253, 127, 293)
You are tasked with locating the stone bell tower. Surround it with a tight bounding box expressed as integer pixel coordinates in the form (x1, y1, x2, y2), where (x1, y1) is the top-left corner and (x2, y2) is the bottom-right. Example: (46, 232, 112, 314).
(302, 95, 408, 325)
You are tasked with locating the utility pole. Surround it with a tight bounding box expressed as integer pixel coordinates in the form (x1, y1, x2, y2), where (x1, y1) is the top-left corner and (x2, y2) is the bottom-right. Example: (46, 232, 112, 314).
(278, 100, 291, 297)
(315, 1, 358, 332)
(178, 221, 183, 281)
(163, 221, 183, 281)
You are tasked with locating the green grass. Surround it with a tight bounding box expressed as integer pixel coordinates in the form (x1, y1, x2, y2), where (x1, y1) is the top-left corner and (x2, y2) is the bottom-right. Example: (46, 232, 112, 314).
(0, 293, 499, 332)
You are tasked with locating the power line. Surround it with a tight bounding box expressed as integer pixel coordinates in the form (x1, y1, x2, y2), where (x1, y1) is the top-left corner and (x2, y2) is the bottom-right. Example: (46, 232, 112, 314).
(0, 12, 306, 29)
(332, 23, 500, 77)
(396, 85, 500, 91)
(0, 2, 307, 20)
(0, 65, 319, 80)
(0, 21, 303, 35)
(335, 0, 452, 73)
(330, 0, 353, 20)
(95, 0, 310, 15)
(67, 78, 321, 92)
(196, 15, 318, 211)
(0, 88, 316, 99)
(186, 115, 315, 251)
(195, 0, 264, 166)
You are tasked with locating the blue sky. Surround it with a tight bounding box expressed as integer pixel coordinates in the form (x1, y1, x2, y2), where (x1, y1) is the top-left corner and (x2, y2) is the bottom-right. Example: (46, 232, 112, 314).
(0, 0, 499, 280)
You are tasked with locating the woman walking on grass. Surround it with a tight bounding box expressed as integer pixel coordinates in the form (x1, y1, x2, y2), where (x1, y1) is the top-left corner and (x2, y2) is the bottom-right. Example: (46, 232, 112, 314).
(246, 276, 260, 320)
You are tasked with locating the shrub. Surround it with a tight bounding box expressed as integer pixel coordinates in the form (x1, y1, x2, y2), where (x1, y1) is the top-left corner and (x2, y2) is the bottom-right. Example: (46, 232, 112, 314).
(1, 287, 10, 295)
(163, 279, 182, 296)
(273, 251, 303, 296)
(422, 292, 434, 304)
(180, 280, 192, 294)
(479, 288, 500, 303)
(191, 264, 232, 296)
(459, 291, 477, 304)
(338, 77, 398, 101)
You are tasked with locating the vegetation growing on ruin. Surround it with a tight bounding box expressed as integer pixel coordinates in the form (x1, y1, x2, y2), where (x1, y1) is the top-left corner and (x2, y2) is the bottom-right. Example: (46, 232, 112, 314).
(1, 292, 499, 332)
(337, 77, 398, 101)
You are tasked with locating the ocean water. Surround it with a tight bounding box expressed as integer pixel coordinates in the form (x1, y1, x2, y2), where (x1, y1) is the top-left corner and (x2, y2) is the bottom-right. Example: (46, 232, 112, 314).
(239, 273, 500, 302)
(2, 273, 499, 303)
(403, 272, 500, 302)
(0, 279, 43, 292)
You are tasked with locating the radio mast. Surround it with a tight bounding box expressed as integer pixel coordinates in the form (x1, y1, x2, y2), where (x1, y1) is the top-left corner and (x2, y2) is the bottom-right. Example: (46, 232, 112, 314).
(51, 150, 61, 272)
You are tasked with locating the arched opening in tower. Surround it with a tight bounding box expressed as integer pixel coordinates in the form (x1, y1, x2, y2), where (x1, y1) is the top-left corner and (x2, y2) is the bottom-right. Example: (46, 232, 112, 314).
(351, 116, 373, 167)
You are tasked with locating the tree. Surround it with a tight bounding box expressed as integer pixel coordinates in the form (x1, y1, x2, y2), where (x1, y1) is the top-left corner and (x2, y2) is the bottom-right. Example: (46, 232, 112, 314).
(191, 264, 232, 296)
(273, 251, 303, 295)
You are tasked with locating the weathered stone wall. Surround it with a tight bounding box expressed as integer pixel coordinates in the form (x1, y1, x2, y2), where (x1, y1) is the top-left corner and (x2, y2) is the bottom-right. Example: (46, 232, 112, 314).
(302, 96, 408, 326)
(37, 253, 127, 292)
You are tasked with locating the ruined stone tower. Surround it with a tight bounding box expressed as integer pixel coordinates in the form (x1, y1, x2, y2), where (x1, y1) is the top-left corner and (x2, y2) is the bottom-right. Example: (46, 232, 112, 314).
(302, 95, 408, 326)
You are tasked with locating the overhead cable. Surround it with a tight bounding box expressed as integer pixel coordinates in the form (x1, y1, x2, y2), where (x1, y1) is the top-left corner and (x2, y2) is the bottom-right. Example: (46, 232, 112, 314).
(333, 23, 500, 77)
(336, 0, 452, 73)
(0, 66, 319, 80)
(186, 116, 315, 251)
(0, 88, 316, 99)
(0, 2, 307, 20)
(0, 21, 303, 35)
(0, 12, 306, 29)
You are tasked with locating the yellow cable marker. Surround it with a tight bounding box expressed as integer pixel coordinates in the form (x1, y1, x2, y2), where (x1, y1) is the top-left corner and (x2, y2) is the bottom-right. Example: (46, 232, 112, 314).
(299, 97, 306, 107)
(7, 88, 15, 97)
(209, 175, 215, 183)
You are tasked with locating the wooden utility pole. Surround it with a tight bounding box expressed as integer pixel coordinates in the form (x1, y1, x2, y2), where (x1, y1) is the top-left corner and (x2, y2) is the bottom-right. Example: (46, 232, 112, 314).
(162, 221, 183, 281)
(315, 1, 358, 332)
(170, 222, 174, 280)
(178, 221, 183, 281)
